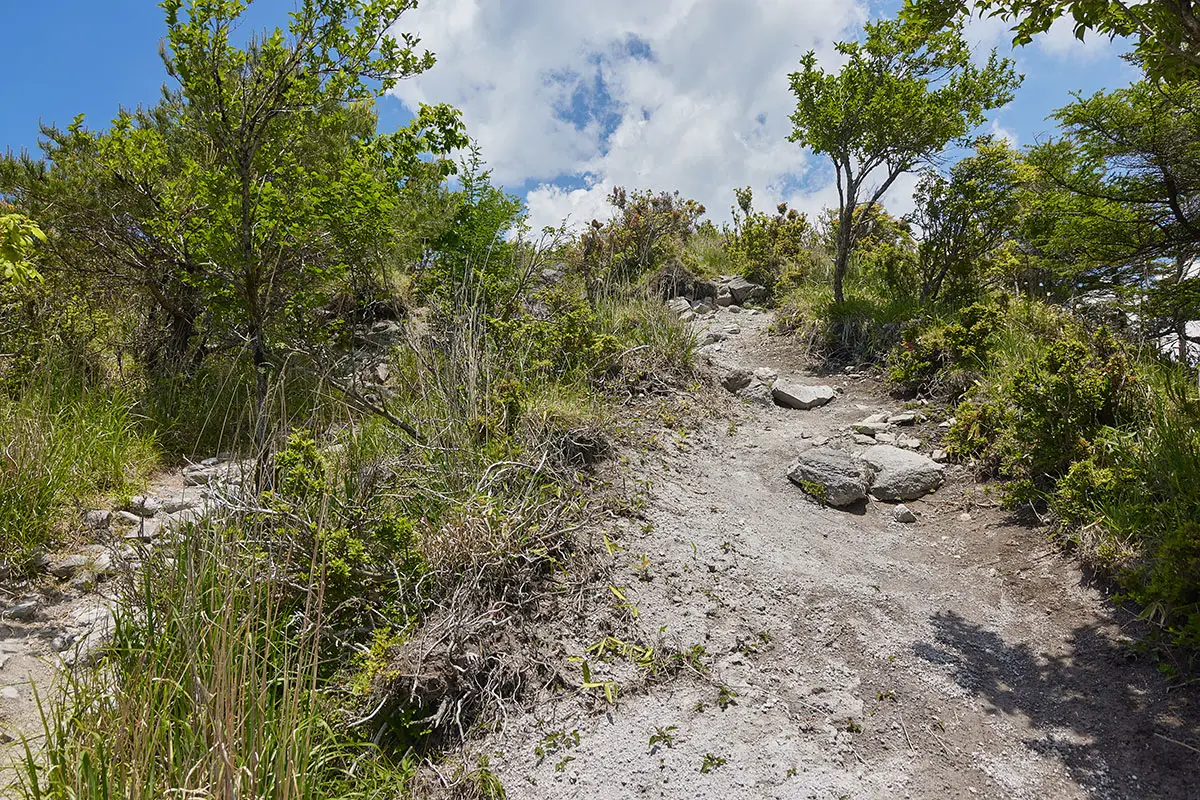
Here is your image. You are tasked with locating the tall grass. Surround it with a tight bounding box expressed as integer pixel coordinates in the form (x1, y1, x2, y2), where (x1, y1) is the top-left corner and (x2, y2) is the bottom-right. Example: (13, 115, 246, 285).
(18, 525, 412, 800)
(0, 388, 156, 572)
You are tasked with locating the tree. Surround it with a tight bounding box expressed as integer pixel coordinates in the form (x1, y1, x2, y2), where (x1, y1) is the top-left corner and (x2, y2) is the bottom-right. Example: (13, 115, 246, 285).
(1023, 81, 1200, 359)
(0, 211, 45, 290)
(910, 137, 1022, 301)
(904, 0, 1200, 82)
(788, 16, 1020, 304)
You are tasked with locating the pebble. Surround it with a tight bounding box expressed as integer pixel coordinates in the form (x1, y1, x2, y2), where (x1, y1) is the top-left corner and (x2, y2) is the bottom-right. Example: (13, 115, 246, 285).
(3, 600, 40, 622)
(125, 495, 162, 518)
(894, 505, 918, 524)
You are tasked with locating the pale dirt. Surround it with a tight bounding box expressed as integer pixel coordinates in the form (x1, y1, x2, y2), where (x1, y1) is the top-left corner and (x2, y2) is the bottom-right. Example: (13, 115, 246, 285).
(477, 308, 1200, 800)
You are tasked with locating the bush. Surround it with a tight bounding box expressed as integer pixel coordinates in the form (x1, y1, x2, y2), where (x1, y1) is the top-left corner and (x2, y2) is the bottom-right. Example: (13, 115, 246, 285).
(888, 299, 1006, 396)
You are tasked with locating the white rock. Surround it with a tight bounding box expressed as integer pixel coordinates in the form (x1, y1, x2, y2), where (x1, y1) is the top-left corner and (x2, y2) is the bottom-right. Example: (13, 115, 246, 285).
(667, 296, 692, 314)
(753, 367, 778, 385)
(890, 412, 918, 426)
(932, 449, 949, 463)
(772, 383, 837, 411)
(863, 445, 945, 501)
(723, 324, 742, 335)
(787, 448, 873, 506)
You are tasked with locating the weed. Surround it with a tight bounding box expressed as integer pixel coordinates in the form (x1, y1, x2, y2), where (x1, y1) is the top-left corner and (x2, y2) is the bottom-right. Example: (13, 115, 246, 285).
(717, 685, 738, 710)
(699, 753, 728, 774)
(648, 725, 678, 751)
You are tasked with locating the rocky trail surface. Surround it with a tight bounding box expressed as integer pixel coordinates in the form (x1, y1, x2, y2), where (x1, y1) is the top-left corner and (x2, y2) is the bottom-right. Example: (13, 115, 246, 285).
(482, 304, 1200, 799)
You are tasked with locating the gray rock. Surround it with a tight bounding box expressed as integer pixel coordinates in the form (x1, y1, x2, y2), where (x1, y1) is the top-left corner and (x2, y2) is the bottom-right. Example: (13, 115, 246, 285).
(160, 496, 201, 514)
(740, 382, 776, 407)
(693, 302, 716, 317)
(753, 367, 778, 385)
(851, 421, 889, 436)
(668, 297, 692, 314)
(3, 600, 40, 622)
(725, 276, 766, 305)
(932, 449, 949, 463)
(679, 310, 697, 323)
(115, 511, 143, 525)
(897, 434, 922, 450)
(1, 686, 19, 701)
(786, 448, 874, 507)
(727, 305, 742, 314)
(697, 331, 724, 347)
(853, 434, 877, 446)
(123, 518, 163, 542)
(715, 289, 734, 307)
(69, 570, 99, 591)
(723, 324, 742, 335)
(772, 383, 837, 411)
(894, 504, 918, 524)
(875, 432, 898, 445)
(125, 495, 161, 518)
(863, 412, 890, 424)
(863, 445, 945, 501)
(721, 369, 754, 393)
(48, 554, 91, 579)
(82, 509, 111, 530)
(890, 412, 918, 426)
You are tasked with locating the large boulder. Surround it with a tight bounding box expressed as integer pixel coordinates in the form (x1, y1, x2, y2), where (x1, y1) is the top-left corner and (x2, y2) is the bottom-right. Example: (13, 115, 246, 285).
(772, 383, 837, 410)
(725, 276, 766, 305)
(863, 445, 944, 501)
(787, 448, 874, 507)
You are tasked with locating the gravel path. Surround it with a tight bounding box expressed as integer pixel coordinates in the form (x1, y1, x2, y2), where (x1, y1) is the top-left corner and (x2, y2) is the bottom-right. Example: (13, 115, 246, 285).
(483, 308, 1199, 800)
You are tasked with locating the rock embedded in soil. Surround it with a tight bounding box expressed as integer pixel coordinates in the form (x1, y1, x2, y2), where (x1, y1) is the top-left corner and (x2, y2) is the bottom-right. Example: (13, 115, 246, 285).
(851, 421, 889, 436)
(668, 296, 692, 314)
(721, 368, 754, 392)
(741, 382, 776, 407)
(81, 509, 111, 530)
(772, 383, 837, 411)
(753, 367, 778, 385)
(787, 448, 874, 507)
(47, 554, 91, 579)
(863, 445, 945, 501)
(125, 495, 161, 518)
(725, 276, 767, 305)
(894, 504, 918, 523)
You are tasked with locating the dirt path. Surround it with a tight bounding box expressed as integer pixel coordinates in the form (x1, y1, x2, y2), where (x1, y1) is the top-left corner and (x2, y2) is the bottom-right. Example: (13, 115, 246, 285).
(483, 309, 1199, 799)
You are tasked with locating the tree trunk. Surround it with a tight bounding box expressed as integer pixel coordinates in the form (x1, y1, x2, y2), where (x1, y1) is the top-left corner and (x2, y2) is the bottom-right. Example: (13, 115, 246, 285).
(833, 200, 855, 305)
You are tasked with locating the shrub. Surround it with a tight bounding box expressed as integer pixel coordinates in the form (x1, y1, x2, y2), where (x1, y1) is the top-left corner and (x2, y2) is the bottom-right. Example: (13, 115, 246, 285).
(888, 299, 1005, 396)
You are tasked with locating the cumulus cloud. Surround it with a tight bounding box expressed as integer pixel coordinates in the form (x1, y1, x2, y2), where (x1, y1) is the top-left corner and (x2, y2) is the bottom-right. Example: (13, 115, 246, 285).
(390, 0, 869, 230)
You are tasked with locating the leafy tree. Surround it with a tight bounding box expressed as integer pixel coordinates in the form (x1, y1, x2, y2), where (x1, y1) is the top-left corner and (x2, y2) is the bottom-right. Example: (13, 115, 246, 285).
(911, 137, 1022, 301)
(0, 211, 45, 290)
(1025, 81, 1200, 358)
(904, 0, 1200, 81)
(726, 187, 817, 293)
(788, 15, 1020, 304)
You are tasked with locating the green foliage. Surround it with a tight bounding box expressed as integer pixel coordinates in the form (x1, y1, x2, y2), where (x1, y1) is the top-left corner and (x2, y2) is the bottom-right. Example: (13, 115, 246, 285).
(788, 13, 1020, 303)
(889, 299, 1005, 395)
(0, 212, 45, 290)
(0, 386, 156, 574)
(726, 187, 820, 294)
(911, 137, 1022, 302)
(576, 187, 706, 299)
(903, 0, 1200, 82)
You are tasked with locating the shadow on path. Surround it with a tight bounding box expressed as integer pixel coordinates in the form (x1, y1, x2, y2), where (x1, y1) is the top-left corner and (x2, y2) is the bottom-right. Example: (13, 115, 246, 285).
(914, 611, 1199, 799)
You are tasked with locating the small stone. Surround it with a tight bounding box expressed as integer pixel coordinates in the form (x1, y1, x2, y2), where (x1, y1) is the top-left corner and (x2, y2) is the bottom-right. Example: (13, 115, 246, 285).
(753, 367, 778, 385)
(693, 303, 716, 317)
(200, 457, 223, 467)
(896, 435, 922, 450)
(894, 505, 918, 524)
(932, 449, 949, 463)
(723, 324, 742, 335)
(853, 434, 876, 446)
(1, 687, 19, 701)
(959, 512, 973, 522)
(772, 383, 837, 411)
(727, 305, 742, 314)
(184, 469, 215, 487)
(721, 369, 754, 393)
(740, 382, 775, 408)
(889, 412, 917, 426)
(679, 310, 697, 323)
(801, 431, 813, 439)
(48, 554, 91, 579)
(123, 519, 163, 542)
(863, 412, 890, 424)
(851, 422, 889, 436)
(82, 509, 111, 530)
(160, 497, 201, 514)
(715, 289, 734, 307)
(668, 296, 691, 314)
(697, 331, 724, 347)
(938, 418, 956, 429)
(115, 511, 142, 525)
(125, 495, 161, 518)
(69, 570, 99, 592)
(876, 432, 898, 444)
(3, 600, 40, 622)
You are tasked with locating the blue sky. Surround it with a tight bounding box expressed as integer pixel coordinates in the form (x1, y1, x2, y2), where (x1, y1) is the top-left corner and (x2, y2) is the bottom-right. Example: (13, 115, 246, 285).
(1, 1, 1140, 227)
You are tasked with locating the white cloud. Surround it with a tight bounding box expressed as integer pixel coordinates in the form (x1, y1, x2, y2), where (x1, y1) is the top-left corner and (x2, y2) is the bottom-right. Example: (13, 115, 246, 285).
(1037, 16, 1116, 61)
(390, 0, 869, 231)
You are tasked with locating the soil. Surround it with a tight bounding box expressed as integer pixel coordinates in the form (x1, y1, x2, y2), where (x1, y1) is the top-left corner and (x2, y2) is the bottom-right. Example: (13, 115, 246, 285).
(477, 308, 1200, 800)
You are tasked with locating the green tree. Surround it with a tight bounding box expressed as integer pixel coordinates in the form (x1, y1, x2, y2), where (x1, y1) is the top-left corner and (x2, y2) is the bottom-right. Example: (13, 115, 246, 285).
(0, 211, 45, 290)
(904, 0, 1200, 82)
(788, 15, 1020, 304)
(1025, 81, 1200, 358)
(911, 137, 1022, 302)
